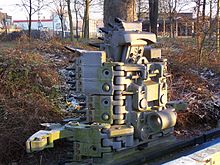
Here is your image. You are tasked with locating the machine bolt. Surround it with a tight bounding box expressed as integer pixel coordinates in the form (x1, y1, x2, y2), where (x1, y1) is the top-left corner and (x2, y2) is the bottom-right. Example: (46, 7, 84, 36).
(102, 113, 110, 121)
(102, 83, 110, 92)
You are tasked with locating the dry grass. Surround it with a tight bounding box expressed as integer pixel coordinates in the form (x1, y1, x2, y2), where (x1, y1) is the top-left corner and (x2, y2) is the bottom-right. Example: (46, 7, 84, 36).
(0, 58, 61, 162)
(160, 38, 220, 137)
(0, 39, 63, 163)
(159, 37, 220, 72)
(0, 37, 96, 164)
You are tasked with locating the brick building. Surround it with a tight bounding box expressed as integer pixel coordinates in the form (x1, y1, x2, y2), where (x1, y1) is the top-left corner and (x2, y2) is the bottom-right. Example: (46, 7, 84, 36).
(143, 12, 194, 37)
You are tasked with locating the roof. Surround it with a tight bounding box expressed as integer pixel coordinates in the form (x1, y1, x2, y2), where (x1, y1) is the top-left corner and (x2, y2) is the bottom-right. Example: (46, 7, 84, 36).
(13, 19, 53, 23)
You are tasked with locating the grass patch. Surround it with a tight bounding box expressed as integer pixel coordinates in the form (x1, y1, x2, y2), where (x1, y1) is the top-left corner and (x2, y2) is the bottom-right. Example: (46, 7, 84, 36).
(0, 40, 64, 163)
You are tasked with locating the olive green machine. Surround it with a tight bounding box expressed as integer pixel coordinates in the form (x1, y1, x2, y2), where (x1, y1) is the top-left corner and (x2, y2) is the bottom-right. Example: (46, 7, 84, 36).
(26, 18, 183, 164)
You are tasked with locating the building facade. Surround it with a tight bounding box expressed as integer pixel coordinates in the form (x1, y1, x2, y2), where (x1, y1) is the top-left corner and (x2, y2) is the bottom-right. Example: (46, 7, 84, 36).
(13, 14, 103, 38)
(0, 11, 12, 33)
(143, 12, 194, 37)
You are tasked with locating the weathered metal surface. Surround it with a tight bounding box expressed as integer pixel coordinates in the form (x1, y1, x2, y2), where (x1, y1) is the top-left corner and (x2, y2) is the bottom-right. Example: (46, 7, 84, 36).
(25, 18, 185, 164)
(145, 128, 220, 165)
(164, 139, 220, 165)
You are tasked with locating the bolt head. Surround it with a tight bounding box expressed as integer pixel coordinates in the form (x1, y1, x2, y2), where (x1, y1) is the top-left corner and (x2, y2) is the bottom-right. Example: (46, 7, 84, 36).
(102, 83, 110, 92)
(102, 113, 110, 121)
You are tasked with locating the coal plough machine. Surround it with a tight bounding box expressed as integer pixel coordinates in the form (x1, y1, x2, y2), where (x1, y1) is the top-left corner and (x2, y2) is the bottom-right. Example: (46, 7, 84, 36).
(25, 19, 184, 164)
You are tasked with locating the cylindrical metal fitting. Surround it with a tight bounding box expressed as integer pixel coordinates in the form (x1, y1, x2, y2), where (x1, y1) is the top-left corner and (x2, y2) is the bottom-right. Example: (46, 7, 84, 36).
(147, 109, 177, 132)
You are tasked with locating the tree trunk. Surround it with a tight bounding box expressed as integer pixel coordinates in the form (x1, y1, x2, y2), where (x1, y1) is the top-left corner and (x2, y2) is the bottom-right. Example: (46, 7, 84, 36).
(60, 17, 64, 38)
(209, 0, 212, 38)
(3, 17, 7, 34)
(163, 17, 166, 36)
(169, 16, 174, 38)
(67, 0, 74, 41)
(202, 0, 206, 22)
(104, 0, 137, 27)
(175, 20, 178, 37)
(76, 12, 79, 39)
(83, 0, 89, 39)
(196, 0, 202, 63)
(137, 0, 141, 21)
(149, 0, 159, 35)
(74, 0, 79, 40)
(28, 0, 32, 40)
(217, 0, 220, 55)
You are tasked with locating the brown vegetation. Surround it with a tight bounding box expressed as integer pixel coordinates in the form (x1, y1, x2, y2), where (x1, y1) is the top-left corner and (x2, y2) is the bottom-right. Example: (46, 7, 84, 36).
(0, 36, 219, 163)
(0, 40, 61, 163)
(0, 37, 94, 164)
(160, 38, 220, 137)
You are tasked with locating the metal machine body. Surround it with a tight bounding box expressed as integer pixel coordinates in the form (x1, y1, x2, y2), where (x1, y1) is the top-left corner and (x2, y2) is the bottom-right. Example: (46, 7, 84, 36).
(26, 19, 178, 164)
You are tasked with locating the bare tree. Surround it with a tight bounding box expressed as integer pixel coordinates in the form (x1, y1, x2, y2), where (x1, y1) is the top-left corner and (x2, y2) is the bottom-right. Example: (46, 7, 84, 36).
(168, 0, 178, 38)
(158, 0, 177, 37)
(72, 0, 102, 39)
(137, 0, 148, 21)
(53, 0, 67, 38)
(104, 0, 137, 27)
(194, 0, 211, 63)
(73, 0, 82, 39)
(194, 0, 210, 63)
(159, 0, 191, 38)
(160, 0, 185, 37)
(18, 0, 46, 39)
(66, 0, 74, 41)
(190, 0, 219, 63)
(159, 0, 170, 36)
(159, 0, 169, 13)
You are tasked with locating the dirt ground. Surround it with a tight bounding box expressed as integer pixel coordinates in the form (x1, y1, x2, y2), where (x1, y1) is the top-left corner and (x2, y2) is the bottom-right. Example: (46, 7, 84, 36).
(0, 37, 219, 164)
